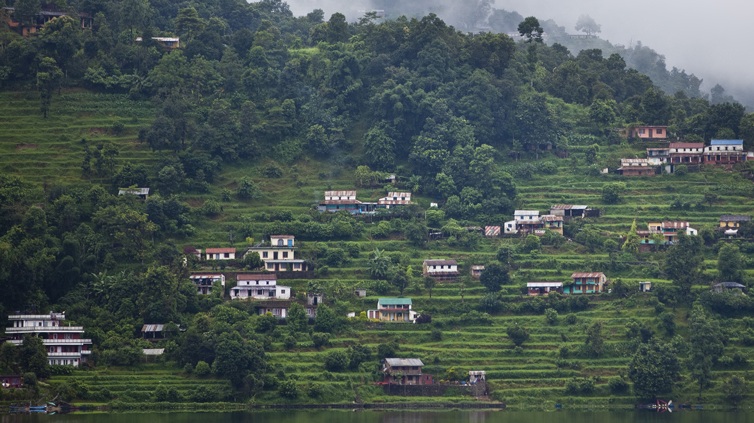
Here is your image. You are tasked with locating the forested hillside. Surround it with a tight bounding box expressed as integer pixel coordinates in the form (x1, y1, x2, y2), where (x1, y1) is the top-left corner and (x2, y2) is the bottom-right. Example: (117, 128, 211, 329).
(3, 0, 754, 410)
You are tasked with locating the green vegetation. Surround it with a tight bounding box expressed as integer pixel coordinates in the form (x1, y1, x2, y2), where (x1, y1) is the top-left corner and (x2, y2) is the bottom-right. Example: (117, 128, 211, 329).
(2, 0, 754, 412)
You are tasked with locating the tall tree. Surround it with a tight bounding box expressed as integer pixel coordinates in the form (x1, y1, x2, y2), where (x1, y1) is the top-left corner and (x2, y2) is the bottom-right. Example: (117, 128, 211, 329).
(575, 14, 601, 36)
(517, 16, 543, 43)
(688, 304, 726, 399)
(717, 243, 745, 282)
(628, 340, 681, 400)
(36, 57, 63, 118)
(663, 232, 703, 301)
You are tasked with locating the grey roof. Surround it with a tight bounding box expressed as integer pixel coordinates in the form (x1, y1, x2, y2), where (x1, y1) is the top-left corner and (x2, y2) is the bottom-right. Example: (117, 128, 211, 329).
(720, 215, 750, 222)
(142, 348, 165, 356)
(713, 282, 746, 289)
(385, 358, 424, 367)
(710, 139, 743, 145)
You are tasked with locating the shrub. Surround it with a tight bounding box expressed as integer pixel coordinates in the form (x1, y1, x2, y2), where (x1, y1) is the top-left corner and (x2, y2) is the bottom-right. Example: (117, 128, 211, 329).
(545, 308, 559, 325)
(608, 377, 629, 394)
(278, 380, 299, 399)
(506, 325, 530, 347)
(565, 377, 595, 395)
(674, 165, 688, 176)
(323, 350, 349, 372)
(565, 314, 578, 325)
(430, 328, 443, 341)
(602, 182, 626, 204)
(312, 332, 330, 349)
(195, 361, 211, 377)
(263, 164, 283, 178)
(283, 336, 297, 350)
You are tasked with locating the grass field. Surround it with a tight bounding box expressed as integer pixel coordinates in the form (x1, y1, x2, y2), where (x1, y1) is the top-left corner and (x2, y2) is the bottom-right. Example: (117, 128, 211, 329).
(3, 89, 754, 409)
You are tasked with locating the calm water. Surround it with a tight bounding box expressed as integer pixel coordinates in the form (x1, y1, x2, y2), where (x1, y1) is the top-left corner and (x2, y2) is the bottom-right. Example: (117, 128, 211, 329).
(3, 410, 754, 423)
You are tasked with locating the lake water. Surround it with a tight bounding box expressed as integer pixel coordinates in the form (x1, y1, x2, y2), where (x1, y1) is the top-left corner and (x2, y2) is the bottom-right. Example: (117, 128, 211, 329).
(3, 410, 754, 423)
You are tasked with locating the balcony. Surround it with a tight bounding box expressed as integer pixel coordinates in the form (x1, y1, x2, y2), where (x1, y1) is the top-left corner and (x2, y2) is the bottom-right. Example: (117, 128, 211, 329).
(5, 326, 84, 333)
(48, 352, 84, 358)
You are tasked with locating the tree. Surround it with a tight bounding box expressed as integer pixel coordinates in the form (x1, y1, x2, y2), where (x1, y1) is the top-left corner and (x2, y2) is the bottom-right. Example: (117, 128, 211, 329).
(517, 16, 543, 43)
(722, 376, 748, 407)
(37, 57, 63, 118)
(602, 182, 626, 204)
(583, 322, 604, 358)
(717, 243, 744, 282)
(423, 276, 436, 299)
(628, 340, 681, 400)
(506, 324, 530, 347)
(19, 335, 49, 378)
(575, 14, 601, 36)
(368, 249, 390, 279)
(363, 123, 396, 170)
(664, 232, 704, 301)
(479, 262, 510, 292)
(323, 350, 348, 371)
(313, 305, 339, 333)
(389, 266, 409, 296)
(622, 219, 641, 254)
(688, 304, 725, 398)
(286, 303, 308, 335)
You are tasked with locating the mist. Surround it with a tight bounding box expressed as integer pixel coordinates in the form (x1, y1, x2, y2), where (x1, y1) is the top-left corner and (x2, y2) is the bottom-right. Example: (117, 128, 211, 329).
(281, 0, 754, 107)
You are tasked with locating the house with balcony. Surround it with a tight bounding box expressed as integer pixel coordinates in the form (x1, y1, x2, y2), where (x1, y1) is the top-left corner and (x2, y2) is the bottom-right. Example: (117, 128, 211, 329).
(4, 312, 92, 367)
(648, 221, 697, 243)
(189, 273, 225, 295)
(720, 214, 750, 236)
(627, 125, 668, 141)
(318, 190, 375, 214)
(541, 215, 564, 235)
(422, 259, 460, 281)
(245, 235, 308, 272)
(205, 248, 236, 260)
(504, 210, 542, 234)
(703, 140, 748, 165)
(377, 192, 412, 209)
(231, 274, 290, 300)
(617, 158, 661, 176)
(527, 282, 563, 296)
(382, 358, 432, 385)
(549, 204, 599, 219)
(368, 298, 417, 322)
(668, 142, 704, 165)
(564, 272, 607, 295)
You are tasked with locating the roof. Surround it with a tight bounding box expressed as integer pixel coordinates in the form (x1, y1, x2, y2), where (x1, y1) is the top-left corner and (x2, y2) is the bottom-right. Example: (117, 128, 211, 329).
(514, 210, 540, 216)
(378, 298, 412, 306)
(118, 187, 149, 195)
(189, 273, 223, 278)
(141, 324, 165, 332)
(662, 221, 689, 229)
(571, 272, 606, 279)
(324, 190, 356, 197)
(384, 358, 424, 367)
(713, 282, 746, 289)
(320, 200, 362, 205)
(710, 139, 744, 145)
(386, 192, 411, 198)
(205, 248, 235, 253)
(551, 204, 588, 210)
(669, 142, 704, 149)
(470, 265, 485, 270)
(423, 259, 457, 266)
(237, 273, 277, 281)
(633, 125, 668, 128)
(541, 215, 563, 222)
(143, 348, 165, 356)
(527, 282, 563, 288)
(270, 235, 295, 239)
(721, 215, 751, 222)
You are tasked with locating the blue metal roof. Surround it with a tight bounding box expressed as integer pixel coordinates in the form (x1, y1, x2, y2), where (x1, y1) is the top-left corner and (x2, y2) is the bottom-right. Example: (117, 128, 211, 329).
(710, 139, 743, 145)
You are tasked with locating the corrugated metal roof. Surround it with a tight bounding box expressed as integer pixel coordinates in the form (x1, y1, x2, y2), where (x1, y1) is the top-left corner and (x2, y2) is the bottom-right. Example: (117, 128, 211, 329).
(662, 221, 689, 229)
(669, 142, 704, 149)
(710, 139, 743, 145)
(551, 204, 588, 210)
(527, 282, 563, 288)
(541, 215, 563, 222)
(385, 358, 424, 367)
(720, 215, 750, 222)
(324, 190, 356, 197)
(205, 248, 236, 253)
(514, 210, 540, 215)
(571, 272, 606, 279)
(378, 298, 412, 306)
(320, 200, 362, 205)
(423, 259, 457, 266)
(141, 324, 164, 332)
(237, 273, 277, 281)
(142, 348, 165, 356)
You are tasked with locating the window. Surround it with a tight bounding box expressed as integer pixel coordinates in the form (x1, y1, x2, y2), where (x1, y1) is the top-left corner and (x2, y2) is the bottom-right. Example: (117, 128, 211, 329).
(224, 253, 230, 258)
(258, 290, 264, 295)
(283, 252, 289, 258)
(657, 129, 664, 134)
(277, 239, 284, 246)
(281, 289, 286, 294)
(262, 251, 268, 258)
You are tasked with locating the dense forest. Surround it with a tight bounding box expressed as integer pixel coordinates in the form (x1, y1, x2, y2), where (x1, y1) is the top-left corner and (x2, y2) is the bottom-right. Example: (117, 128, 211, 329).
(3, 0, 754, 409)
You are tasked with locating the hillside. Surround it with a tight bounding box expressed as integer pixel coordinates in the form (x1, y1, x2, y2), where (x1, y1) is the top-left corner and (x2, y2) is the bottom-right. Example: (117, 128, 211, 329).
(1, 0, 754, 411)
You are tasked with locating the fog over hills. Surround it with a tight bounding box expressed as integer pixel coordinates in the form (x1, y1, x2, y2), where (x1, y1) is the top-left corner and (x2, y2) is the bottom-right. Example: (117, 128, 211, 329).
(282, 0, 754, 108)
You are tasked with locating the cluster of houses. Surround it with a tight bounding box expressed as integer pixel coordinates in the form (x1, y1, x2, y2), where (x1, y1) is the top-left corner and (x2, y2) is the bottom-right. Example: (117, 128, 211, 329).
(185, 234, 310, 273)
(527, 272, 608, 296)
(502, 205, 599, 236)
(317, 190, 412, 214)
(619, 136, 751, 176)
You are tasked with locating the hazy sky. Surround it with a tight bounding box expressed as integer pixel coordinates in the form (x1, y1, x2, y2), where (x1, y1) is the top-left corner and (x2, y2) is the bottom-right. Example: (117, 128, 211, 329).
(284, 0, 753, 102)
(499, 0, 753, 97)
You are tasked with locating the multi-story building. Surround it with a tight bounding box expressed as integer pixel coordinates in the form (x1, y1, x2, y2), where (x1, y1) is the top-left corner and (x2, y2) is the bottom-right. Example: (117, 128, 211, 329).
(5, 312, 92, 367)
(230, 274, 291, 300)
(189, 273, 225, 295)
(245, 235, 308, 272)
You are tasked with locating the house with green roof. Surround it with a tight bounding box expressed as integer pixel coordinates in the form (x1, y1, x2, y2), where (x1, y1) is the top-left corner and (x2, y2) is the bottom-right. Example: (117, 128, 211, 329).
(368, 298, 416, 322)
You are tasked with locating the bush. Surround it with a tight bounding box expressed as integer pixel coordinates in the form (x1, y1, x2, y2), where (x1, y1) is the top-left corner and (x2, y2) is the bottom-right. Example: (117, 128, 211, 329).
(323, 350, 349, 372)
(312, 332, 331, 349)
(674, 165, 688, 176)
(565, 377, 595, 395)
(608, 377, 629, 394)
(506, 325, 530, 347)
(565, 314, 578, 325)
(283, 336, 297, 350)
(195, 361, 211, 377)
(545, 308, 559, 325)
(430, 328, 443, 341)
(602, 182, 626, 204)
(278, 379, 299, 399)
(262, 164, 284, 178)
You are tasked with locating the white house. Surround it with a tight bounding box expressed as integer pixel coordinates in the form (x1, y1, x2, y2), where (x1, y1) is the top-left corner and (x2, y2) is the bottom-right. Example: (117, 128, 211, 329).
(245, 235, 308, 272)
(5, 312, 92, 367)
(231, 274, 290, 300)
(205, 248, 236, 260)
(422, 259, 459, 281)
